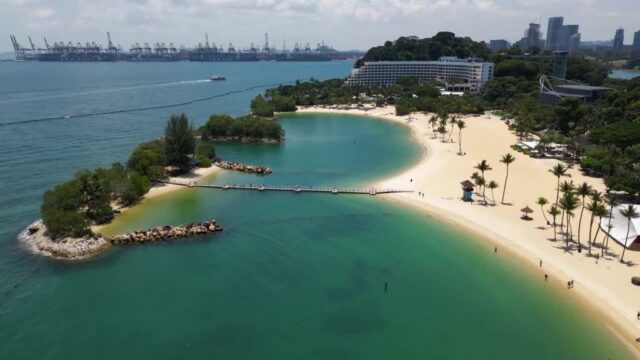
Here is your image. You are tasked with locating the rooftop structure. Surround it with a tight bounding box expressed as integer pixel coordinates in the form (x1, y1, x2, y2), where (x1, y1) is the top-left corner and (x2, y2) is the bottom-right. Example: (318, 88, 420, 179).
(539, 75, 611, 105)
(344, 57, 494, 94)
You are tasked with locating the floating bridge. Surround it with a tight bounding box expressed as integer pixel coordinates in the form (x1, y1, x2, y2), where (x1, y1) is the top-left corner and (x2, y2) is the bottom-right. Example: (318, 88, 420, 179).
(161, 181, 412, 196)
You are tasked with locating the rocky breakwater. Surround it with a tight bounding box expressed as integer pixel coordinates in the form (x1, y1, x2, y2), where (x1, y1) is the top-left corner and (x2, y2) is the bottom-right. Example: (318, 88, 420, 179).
(18, 220, 110, 260)
(214, 160, 272, 175)
(110, 220, 222, 245)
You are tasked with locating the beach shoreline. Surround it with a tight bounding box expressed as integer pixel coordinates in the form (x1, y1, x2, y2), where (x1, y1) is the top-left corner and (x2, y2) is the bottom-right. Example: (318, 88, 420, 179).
(297, 106, 640, 353)
(92, 165, 222, 234)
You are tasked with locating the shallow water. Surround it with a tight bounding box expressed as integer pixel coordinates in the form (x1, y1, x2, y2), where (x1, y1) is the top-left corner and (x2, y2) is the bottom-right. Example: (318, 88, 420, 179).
(0, 63, 635, 359)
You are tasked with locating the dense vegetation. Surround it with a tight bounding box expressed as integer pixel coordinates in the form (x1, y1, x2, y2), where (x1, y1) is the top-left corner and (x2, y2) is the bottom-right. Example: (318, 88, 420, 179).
(355, 32, 490, 67)
(264, 36, 639, 200)
(41, 114, 212, 239)
(199, 114, 284, 142)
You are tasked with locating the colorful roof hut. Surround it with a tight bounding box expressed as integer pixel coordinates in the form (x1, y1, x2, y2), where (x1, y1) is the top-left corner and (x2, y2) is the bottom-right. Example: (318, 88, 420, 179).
(460, 180, 475, 202)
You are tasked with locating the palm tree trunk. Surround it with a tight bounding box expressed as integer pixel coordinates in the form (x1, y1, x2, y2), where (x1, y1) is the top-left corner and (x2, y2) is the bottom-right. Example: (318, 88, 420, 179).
(552, 221, 557, 241)
(602, 203, 614, 257)
(500, 166, 509, 204)
(540, 205, 550, 224)
(553, 177, 560, 224)
(577, 200, 586, 247)
(458, 131, 462, 154)
(587, 212, 595, 255)
(621, 218, 631, 263)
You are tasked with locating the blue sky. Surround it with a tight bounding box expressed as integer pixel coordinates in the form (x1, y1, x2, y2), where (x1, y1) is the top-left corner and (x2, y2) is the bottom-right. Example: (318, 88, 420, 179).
(2, 0, 638, 52)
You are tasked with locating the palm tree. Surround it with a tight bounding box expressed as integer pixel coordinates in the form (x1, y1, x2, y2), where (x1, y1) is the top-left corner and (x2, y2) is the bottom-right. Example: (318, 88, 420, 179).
(476, 177, 487, 205)
(164, 113, 195, 173)
(548, 205, 561, 241)
(618, 205, 639, 263)
(475, 160, 492, 179)
(559, 191, 579, 248)
(439, 116, 448, 142)
(585, 193, 602, 255)
(499, 153, 515, 205)
(428, 115, 438, 139)
(601, 196, 618, 257)
(475, 160, 491, 200)
(488, 181, 498, 205)
(457, 120, 466, 155)
(448, 115, 457, 142)
(549, 163, 568, 225)
(536, 197, 550, 225)
(575, 182, 593, 249)
(591, 203, 607, 253)
(558, 181, 575, 232)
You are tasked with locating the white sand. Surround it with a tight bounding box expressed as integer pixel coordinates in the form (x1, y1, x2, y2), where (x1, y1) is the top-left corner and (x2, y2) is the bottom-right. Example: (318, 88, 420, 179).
(298, 106, 640, 350)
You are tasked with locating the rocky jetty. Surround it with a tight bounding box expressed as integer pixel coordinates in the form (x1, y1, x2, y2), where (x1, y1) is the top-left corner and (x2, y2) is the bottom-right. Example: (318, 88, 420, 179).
(18, 220, 110, 260)
(214, 160, 272, 175)
(110, 220, 222, 245)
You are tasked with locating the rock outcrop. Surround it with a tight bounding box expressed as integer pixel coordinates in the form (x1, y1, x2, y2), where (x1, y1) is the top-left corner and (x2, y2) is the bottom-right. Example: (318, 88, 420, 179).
(214, 160, 272, 175)
(110, 220, 222, 245)
(19, 219, 223, 260)
(18, 220, 110, 260)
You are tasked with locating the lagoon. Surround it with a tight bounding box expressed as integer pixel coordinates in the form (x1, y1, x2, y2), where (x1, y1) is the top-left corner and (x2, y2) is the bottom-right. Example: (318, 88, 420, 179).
(0, 62, 635, 359)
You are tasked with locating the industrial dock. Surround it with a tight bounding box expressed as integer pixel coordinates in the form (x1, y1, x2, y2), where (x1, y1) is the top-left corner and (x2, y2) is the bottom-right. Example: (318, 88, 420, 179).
(9, 32, 363, 62)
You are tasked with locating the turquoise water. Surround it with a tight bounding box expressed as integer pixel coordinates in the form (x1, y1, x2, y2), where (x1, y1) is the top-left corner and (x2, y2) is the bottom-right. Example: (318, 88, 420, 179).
(0, 63, 636, 359)
(610, 69, 640, 80)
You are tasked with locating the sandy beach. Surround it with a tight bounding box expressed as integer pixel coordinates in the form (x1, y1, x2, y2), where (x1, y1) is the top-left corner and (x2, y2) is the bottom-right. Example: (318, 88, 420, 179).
(298, 106, 640, 351)
(92, 165, 222, 233)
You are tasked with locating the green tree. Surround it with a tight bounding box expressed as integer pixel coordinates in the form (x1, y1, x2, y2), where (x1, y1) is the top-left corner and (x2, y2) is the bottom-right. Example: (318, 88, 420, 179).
(164, 113, 195, 173)
(41, 179, 90, 238)
(251, 95, 275, 117)
(536, 197, 550, 225)
(549, 163, 568, 225)
(488, 180, 499, 205)
(127, 140, 166, 180)
(499, 153, 515, 204)
(575, 182, 593, 249)
(122, 172, 151, 206)
(548, 205, 561, 241)
(457, 119, 466, 155)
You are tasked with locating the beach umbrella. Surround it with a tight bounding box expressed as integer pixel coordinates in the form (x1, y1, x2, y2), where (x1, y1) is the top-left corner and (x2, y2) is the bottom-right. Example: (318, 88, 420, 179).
(521, 205, 534, 219)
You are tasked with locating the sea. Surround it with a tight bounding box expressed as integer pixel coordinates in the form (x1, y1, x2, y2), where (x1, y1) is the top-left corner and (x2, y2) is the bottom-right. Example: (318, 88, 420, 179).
(0, 61, 635, 359)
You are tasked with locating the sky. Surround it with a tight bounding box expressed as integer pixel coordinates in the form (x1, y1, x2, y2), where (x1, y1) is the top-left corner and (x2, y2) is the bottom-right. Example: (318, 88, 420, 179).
(1, 0, 639, 52)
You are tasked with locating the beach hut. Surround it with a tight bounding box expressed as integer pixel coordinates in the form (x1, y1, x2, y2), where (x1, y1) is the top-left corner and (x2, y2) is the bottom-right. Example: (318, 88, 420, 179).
(599, 204, 640, 249)
(520, 205, 534, 220)
(460, 180, 475, 202)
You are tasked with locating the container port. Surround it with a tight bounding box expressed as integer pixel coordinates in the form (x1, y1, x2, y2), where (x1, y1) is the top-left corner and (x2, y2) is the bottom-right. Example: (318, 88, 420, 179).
(9, 32, 363, 62)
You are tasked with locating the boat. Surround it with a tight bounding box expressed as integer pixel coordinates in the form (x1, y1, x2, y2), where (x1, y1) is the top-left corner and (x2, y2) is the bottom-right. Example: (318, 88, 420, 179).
(210, 74, 226, 81)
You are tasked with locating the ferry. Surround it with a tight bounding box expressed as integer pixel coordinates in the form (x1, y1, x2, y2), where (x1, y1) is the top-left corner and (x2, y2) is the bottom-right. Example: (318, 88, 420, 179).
(210, 74, 226, 81)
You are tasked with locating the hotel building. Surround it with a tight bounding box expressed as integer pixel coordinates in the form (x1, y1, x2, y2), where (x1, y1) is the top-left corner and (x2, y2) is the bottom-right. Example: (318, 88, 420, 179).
(344, 57, 494, 94)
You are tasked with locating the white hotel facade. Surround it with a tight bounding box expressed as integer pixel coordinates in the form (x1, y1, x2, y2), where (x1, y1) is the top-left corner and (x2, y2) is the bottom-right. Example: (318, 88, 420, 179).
(344, 57, 495, 94)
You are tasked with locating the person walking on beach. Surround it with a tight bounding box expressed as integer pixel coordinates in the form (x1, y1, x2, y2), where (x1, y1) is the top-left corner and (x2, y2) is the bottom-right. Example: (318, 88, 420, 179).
(544, 274, 548, 281)
(494, 246, 497, 253)
(539, 260, 543, 267)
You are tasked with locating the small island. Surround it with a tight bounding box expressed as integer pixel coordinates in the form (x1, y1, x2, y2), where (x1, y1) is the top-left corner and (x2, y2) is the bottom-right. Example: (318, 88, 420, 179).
(23, 111, 283, 260)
